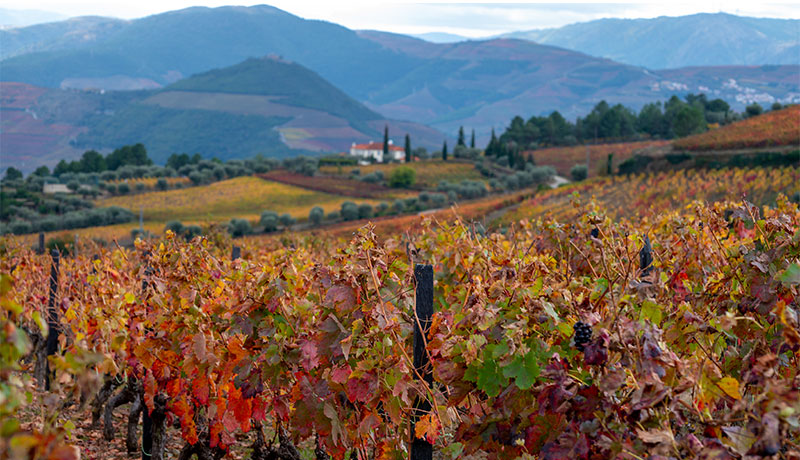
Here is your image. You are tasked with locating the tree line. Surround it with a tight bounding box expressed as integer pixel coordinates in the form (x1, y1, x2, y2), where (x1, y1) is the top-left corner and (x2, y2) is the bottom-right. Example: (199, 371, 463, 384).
(489, 94, 777, 152)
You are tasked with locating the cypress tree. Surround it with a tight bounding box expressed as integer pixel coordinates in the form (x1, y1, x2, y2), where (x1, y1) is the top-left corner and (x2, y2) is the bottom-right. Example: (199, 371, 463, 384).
(404, 134, 412, 163)
(383, 125, 390, 163)
(457, 126, 465, 146)
(442, 141, 448, 161)
(470, 129, 476, 148)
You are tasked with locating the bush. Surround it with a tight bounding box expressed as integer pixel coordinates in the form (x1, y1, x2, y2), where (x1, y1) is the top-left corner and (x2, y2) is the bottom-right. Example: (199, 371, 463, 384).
(165, 220, 185, 235)
(9, 220, 32, 235)
(350, 168, 361, 176)
(117, 183, 130, 194)
(67, 180, 80, 192)
(189, 172, 204, 185)
(376, 202, 389, 216)
(358, 204, 373, 219)
(183, 225, 202, 240)
(430, 193, 447, 208)
(327, 211, 340, 221)
(389, 166, 416, 188)
(135, 182, 146, 192)
(309, 206, 324, 226)
(360, 171, 384, 183)
(228, 219, 252, 238)
(279, 213, 296, 227)
(156, 178, 168, 190)
(570, 164, 588, 182)
(392, 199, 405, 214)
(260, 211, 279, 232)
(46, 235, 74, 255)
(341, 202, 359, 221)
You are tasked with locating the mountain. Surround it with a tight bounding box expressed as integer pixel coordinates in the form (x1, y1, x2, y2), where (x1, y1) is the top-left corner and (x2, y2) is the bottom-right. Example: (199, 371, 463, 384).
(1, 57, 444, 170)
(0, 8, 66, 28)
(501, 13, 800, 69)
(410, 32, 469, 43)
(0, 16, 127, 60)
(1, 5, 798, 144)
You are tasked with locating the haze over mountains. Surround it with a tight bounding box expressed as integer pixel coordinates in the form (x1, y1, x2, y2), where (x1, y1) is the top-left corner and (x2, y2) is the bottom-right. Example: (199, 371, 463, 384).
(500, 13, 800, 69)
(1, 5, 798, 170)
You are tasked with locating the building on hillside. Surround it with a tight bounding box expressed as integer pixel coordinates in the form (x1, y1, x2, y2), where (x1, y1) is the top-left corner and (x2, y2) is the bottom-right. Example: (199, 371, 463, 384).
(43, 183, 70, 194)
(350, 140, 405, 164)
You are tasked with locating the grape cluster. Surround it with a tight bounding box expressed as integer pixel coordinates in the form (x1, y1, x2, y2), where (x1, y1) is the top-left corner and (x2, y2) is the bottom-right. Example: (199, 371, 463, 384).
(573, 322, 592, 351)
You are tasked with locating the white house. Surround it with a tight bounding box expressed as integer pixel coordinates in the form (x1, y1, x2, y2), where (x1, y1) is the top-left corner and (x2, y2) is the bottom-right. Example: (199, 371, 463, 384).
(350, 140, 405, 164)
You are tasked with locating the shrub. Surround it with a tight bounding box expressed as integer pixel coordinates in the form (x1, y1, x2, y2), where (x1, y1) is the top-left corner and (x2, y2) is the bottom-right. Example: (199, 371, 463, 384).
(350, 168, 361, 176)
(189, 172, 204, 185)
(309, 206, 324, 226)
(46, 235, 74, 255)
(9, 220, 32, 235)
(117, 183, 130, 194)
(358, 204, 373, 219)
(341, 202, 359, 221)
(376, 202, 389, 216)
(392, 199, 405, 214)
(279, 213, 296, 227)
(183, 225, 203, 240)
(67, 180, 80, 192)
(135, 182, 146, 192)
(570, 164, 588, 182)
(260, 211, 279, 232)
(165, 220, 184, 235)
(360, 171, 384, 183)
(430, 193, 447, 208)
(156, 178, 168, 190)
(389, 166, 416, 188)
(228, 219, 252, 238)
(327, 211, 340, 221)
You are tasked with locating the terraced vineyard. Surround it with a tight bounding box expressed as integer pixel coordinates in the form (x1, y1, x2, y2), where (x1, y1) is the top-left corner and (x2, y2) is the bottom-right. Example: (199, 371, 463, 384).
(505, 166, 800, 224)
(3, 165, 799, 459)
(525, 140, 668, 177)
(673, 105, 800, 151)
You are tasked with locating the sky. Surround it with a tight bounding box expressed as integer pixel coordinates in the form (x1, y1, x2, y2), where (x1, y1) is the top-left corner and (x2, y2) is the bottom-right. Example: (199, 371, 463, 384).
(4, 1, 800, 36)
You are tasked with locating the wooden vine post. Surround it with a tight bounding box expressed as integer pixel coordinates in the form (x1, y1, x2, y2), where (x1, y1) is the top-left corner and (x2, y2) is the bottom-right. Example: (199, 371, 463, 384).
(231, 245, 241, 260)
(411, 264, 434, 460)
(44, 249, 60, 391)
(38, 232, 45, 255)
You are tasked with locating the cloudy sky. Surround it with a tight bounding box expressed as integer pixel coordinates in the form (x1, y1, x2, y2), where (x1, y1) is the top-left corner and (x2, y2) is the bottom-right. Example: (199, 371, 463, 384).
(6, 1, 800, 36)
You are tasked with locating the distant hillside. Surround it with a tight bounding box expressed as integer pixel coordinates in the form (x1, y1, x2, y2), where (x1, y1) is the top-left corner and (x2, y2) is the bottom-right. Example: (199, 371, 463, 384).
(1, 57, 444, 169)
(502, 13, 800, 69)
(410, 32, 469, 43)
(2, 6, 798, 141)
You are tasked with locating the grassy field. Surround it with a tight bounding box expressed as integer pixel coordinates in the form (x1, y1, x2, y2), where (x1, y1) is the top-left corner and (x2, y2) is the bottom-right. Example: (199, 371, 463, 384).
(318, 160, 484, 188)
(96, 175, 383, 223)
(108, 176, 191, 188)
(525, 140, 668, 177)
(674, 105, 800, 151)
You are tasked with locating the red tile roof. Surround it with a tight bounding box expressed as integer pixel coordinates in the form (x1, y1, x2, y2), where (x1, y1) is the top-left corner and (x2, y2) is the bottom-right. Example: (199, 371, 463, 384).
(352, 142, 404, 151)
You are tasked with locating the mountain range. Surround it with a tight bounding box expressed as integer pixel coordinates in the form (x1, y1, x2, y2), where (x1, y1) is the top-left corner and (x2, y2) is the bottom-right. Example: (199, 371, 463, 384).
(1, 5, 798, 170)
(500, 13, 800, 69)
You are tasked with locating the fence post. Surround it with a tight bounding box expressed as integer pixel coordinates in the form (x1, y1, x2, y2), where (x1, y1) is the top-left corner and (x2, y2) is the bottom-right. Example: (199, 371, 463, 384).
(140, 253, 153, 460)
(38, 232, 45, 255)
(640, 235, 653, 280)
(411, 264, 433, 460)
(231, 245, 241, 260)
(44, 249, 60, 391)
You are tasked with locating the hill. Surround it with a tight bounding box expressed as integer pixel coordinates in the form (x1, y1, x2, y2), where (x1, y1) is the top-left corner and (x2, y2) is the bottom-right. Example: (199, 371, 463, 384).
(2, 5, 798, 140)
(1, 57, 444, 169)
(502, 13, 800, 69)
(673, 105, 800, 151)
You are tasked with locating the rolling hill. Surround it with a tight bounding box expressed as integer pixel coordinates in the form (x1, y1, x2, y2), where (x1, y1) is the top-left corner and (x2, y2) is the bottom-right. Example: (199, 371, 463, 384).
(502, 13, 800, 69)
(1, 5, 798, 143)
(1, 57, 444, 169)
